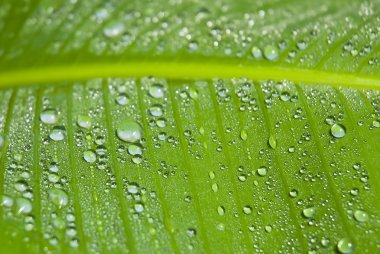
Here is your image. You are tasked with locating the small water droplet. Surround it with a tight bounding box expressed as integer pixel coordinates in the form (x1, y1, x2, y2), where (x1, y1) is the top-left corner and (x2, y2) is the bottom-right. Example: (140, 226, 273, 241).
(149, 104, 164, 117)
(49, 126, 66, 141)
(40, 109, 58, 124)
(331, 124, 346, 138)
(116, 119, 143, 143)
(149, 84, 165, 98)
(268, 135, 277, 149)
(83, 150, 96, 163)
(240, 130, 248, 141)
(302, 207, 316, 218)
(1, 195, 14, 207)
(251, 46, 262, 58)
(77, 115, 92, 129)
(15, 179, 28, 192)
(289, 189, 298, 198)
(187, 228, 197, 238)
(48, 188, 69, 208)
(257, 166, 267, 176)
(211, 183, 218, 192)
(263, 45, 278, 61)
(127, 144, 143, 156)
(217, 206, 225, 216)
(134, 203, 144, 213)
(353, 210, 369, 222)
(243, 205, 252, 214)
(103, 21, 125, 38)
(116, 93, 129, 106)
(16, 198, 32, 214)
(337, 238, 353, 254)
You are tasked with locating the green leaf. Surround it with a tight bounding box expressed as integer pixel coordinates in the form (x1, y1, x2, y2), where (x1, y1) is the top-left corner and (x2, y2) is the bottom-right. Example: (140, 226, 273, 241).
(0, 0, 379, 253)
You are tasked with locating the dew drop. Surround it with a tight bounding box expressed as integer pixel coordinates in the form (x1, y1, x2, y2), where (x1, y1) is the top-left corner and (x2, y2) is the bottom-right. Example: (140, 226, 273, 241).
(240, 130, 248, 141)
(217, 206, 225, 216)
(353, 210, 369, 222)
(103, 21, 125, 38)
(77, 115, 92, 129)
(211, 183, 218, 192)
(268, 135, 277, 149)
(1, 195, 14, 207)
(116, 93, 129, 106)
(149, 104, 164, 117)
(337, 238, 353, 254)
(127, 144, 143, 156)
(149, 84, 165, 98)
(263, 45, 278, 60)
(83, 150, 97, 163)
(243, 205, 252, 214)
(48, 188, 69, 208)
(15, 179, 28, 192)
(134, 203, 144, 213)
(116, 119, 143, 143)
(187, 228, 197, 238)
(331, 124, 346, 138)
(251, 46, 262, 58)
(16, 198, 32, 214)
(40, 109, 58, 124)
(257, 166, 267, 176)
(132, 155, 142, 164)
(49, 126, 66, 141)
(289, 189, 298, 198)
(302, 207, 316, 218)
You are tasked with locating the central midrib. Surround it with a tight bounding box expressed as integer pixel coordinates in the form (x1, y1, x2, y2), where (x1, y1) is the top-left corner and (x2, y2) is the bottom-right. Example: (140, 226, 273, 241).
(0, 61, 379, 89)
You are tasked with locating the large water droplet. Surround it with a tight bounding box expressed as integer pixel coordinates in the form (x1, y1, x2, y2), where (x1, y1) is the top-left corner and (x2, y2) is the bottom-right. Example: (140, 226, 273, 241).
(337, 238, 353, 254)
(243, 205, 252, 214)
(331, 124, 346, 138)
(49, 126, 66, 141)
(116, 93, 129, 106)
(15, 179, 28, 192)
(134, 203, 144, 213)
(353, 210, 369, 222)
(83, 150, 97, 163)
(1, 195, 14, 207)
(48, 188, 69, 208)
(103, 21, 125, 38)
(16, 198, 32, 214)
(116, 119, 143, 143)
(77, 115, 92, 129)
(257, 166, 267, 176)
(149, 84, 165, 98)
(263, 45, 278, 60)
(149, 104, 164, 117)
(302, 207, 316, 218)
(40, 109, 58, 124)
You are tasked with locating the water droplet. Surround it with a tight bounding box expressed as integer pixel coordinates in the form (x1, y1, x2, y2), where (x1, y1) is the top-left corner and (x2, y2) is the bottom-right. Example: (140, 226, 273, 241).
(48, 173, 60, 183)
(116, 93, 129, 106)
(257, 166, 267, 176)
(187, 228, 197, 238)
(16, 198, 32, 214)
(337, 238, 353, 254)
(280, 92, 290, 102)
(1, 195, 14, 207)
(116, 119, 143, 143)
(77, 115, 92, 129)
(251, 46, 262, 58)
(240, 130, 247, 141)
(289, 189, 298, 198)
(211, 183, 218, 192)
(103, 21, 125, 38)
(15, 179, 28, 192)
(350, 188, 359, 196)
(217, 206, 225, 216)
(49, 126, 66, 141)
(149, 104, 164, 117)
(127, 144, 143, 156)
(353, 210, 369, 222)
(302, 207, 316, 218)
(331, 124, 346, 138)
(134, 203, 144, 213)
(149, 84, 165, 98)
(263, 45, 278, 61)
(83, 150, 96, 163)
(268, 135, 277, 149)
(131, 155, 142, 164)
(40, 109, 58, 124)
(48, 188, 69, 208)
(127, 183, 139, 194)
(243, 205, 252, 214)
(265, 225, 272, 232)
